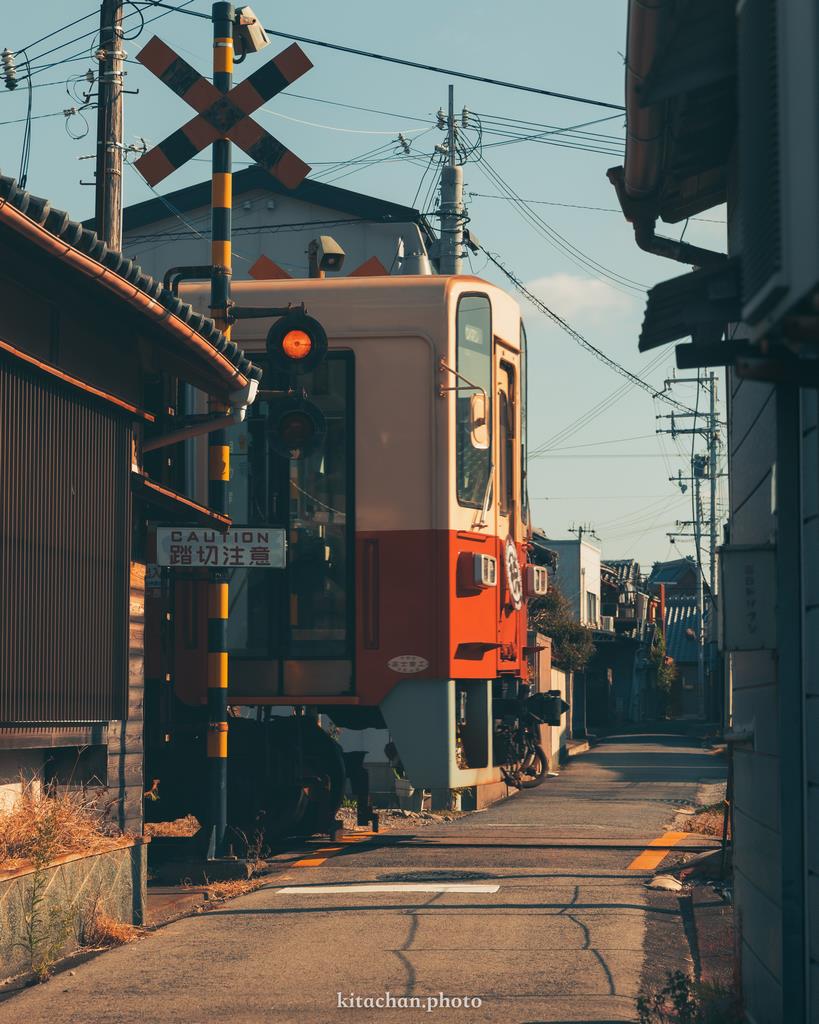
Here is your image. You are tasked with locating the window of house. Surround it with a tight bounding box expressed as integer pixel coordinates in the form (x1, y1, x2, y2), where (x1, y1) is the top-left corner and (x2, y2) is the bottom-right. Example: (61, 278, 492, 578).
(456, 294, 492, 508)
(586, 591, 599, 625)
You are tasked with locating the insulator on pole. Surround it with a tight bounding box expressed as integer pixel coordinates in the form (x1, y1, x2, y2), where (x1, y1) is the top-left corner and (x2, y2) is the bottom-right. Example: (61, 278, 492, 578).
(462, 106, 470, 128)
(2, 49, 18, 90)
(436, 107, 446, 129)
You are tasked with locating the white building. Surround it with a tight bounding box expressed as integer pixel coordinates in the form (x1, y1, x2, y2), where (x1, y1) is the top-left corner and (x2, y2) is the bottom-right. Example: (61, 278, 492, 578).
(545, 535, 602, 628)
(116, 165, 435, 283)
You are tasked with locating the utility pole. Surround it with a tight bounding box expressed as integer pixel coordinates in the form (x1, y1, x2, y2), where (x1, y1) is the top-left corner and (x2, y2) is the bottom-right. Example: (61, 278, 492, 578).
(694, 467, 706, 714)
(569, 522, 598, 545)
(438, 84, 464, 275)
(708, 372, 719, 659)
(94, 0, 124, 251)
(660, 374, 724, 719)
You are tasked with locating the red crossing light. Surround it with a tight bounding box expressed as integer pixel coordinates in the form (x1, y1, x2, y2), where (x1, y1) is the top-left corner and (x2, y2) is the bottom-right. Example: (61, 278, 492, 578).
(266, 310, 327, 374)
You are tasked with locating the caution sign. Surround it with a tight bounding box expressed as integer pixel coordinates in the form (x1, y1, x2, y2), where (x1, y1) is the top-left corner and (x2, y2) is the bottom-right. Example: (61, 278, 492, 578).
(156, 527, 286, 568)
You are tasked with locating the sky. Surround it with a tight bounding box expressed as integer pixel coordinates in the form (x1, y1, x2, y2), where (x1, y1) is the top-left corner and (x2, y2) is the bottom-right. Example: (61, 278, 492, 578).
(0, 1, 728, 574)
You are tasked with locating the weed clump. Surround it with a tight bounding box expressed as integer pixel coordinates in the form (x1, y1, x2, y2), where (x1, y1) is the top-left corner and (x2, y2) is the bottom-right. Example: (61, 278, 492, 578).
(0, 778, 120, 872)
(637, 970, 742, 1024)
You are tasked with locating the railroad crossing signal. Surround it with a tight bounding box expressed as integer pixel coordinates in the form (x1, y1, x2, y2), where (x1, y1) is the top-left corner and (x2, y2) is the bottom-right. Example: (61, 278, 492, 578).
(133, 36, 312, 188)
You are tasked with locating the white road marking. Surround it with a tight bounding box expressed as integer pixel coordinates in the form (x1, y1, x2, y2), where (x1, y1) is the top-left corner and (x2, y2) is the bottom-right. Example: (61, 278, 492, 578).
(276, 883, 500, 895)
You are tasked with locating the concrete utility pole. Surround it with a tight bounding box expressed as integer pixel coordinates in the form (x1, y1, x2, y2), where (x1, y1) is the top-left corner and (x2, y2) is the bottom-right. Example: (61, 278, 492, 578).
(708, 371, 719, 635)
(94, 0, 124, 251)
(438, 84, 464, 275)
(660, 374, 724, 718)
(693, 467, 706, 714)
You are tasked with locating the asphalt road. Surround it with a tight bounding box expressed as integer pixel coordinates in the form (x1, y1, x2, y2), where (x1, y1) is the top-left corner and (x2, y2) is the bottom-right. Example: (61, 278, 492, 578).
(0, 730, 727, 1024)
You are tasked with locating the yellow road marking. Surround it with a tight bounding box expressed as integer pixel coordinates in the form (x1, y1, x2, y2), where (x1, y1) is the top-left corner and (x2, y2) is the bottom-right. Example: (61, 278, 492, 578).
(627, 831, 687, 871)
(292, 832, 377, 867)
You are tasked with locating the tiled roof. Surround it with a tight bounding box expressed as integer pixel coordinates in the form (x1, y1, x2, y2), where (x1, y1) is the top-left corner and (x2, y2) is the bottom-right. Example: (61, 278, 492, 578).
(648, 556, 698, 589)
(118, 164, 436, 245)
(0, 174, 261, 387)
(664, 593, 699, 664)
(603, 558, 642, 585)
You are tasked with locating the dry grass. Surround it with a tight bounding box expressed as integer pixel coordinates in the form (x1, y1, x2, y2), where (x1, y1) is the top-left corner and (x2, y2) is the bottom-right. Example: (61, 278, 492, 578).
(143, 815, 200, 839)
(82, 908, 143, 948)
(201, 878, 267, 903)
(0, 778, 121, 872)
(684, 802, 730, 839)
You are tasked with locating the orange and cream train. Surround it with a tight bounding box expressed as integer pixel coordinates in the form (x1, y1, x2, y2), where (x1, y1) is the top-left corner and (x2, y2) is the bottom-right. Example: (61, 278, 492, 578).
(151, 274, 549, 838)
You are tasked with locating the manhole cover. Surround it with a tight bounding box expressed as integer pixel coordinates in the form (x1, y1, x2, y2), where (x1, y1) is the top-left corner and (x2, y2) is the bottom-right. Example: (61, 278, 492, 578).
(377, 870, 494, 882)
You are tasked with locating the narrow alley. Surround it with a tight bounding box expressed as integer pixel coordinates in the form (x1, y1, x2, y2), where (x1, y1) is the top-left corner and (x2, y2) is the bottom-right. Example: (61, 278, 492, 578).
(0, 731, 728, 1024)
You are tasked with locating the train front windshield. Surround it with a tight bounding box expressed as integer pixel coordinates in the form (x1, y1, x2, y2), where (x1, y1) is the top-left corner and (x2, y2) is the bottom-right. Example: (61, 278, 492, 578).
(224, 352, 354, 664)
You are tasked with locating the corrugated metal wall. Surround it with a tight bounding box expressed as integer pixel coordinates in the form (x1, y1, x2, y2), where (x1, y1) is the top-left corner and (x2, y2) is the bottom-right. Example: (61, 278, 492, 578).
(0, 356, 131, 722)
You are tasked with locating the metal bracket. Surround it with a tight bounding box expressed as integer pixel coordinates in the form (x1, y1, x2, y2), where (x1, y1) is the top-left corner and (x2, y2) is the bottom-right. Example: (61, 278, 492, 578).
(229, 303, 302, 322)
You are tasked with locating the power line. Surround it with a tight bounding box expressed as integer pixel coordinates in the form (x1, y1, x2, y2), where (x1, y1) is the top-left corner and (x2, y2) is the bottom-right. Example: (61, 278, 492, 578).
(23, 0, 195, 80)
(469, 191, 727, 223)
(481, 247, 696, 413)
(14, 9, 99, 57)
(476, 110, 624, 139)
(476, 155, 647, 295)
(127, 2, 625, 110)
(545, 433, 660, 451)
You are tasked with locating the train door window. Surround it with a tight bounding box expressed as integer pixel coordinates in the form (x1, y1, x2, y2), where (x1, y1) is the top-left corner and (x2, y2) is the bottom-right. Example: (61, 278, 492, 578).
(223, 353, 354, 663)
(456, 294, 492, 508)
(287, 355, 353, 659)
(499, 363, 516, 519)
(225, 399, 280, 658)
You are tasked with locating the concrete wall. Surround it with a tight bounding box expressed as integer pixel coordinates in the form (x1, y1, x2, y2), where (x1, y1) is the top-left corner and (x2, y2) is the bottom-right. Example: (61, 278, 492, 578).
(726, 370, 784, 1019)
(0, 839, 147, 981)
(122, 188, 428, 284)
(799, 391, 819, 1018)
(548, 668, 570, 765)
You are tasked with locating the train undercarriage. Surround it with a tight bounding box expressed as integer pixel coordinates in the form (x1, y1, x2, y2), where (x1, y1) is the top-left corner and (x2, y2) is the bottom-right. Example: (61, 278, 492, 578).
(144, 681, 567, 850)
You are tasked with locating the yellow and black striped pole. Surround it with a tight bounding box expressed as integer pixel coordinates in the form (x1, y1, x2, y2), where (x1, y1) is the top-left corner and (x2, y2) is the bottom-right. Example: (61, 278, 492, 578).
(206, 0, 234, 860)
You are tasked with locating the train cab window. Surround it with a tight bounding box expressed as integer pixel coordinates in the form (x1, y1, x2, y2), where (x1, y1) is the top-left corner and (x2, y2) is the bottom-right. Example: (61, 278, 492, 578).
(456, 294, 492, 508)
(499, 363, 515, 518)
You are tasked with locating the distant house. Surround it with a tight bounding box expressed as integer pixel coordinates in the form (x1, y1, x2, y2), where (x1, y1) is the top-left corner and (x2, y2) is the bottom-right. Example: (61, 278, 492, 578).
(589, 558, 659, 727)
(108, 165, 437, 284)
(647, 556, 709, 717)
(541, 534, 602, 627)
(0, 173, 259, 840)
(663, 594, 700, 717)
(647, 556, 699, 595)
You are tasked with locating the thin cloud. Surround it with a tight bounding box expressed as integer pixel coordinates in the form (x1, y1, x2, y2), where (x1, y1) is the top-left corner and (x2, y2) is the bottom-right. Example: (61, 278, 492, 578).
(525, 273, 635, 324)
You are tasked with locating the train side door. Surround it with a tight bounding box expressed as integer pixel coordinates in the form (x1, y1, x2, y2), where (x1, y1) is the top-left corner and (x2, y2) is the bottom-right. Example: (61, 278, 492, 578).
(495, 348, 522, 672)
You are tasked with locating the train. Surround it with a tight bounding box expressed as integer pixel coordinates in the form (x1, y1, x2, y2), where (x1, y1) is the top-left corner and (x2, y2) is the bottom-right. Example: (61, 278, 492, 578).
(144, 270, 565, 844)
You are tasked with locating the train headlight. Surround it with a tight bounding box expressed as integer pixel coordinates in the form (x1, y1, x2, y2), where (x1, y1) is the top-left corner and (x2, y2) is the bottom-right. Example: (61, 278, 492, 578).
(267, 395, 326, 460)
(266, 310, 327, 374)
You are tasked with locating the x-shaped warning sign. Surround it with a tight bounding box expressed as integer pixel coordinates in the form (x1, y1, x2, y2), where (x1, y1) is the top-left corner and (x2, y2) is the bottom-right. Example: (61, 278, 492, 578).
(134, 36, 312, 189)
